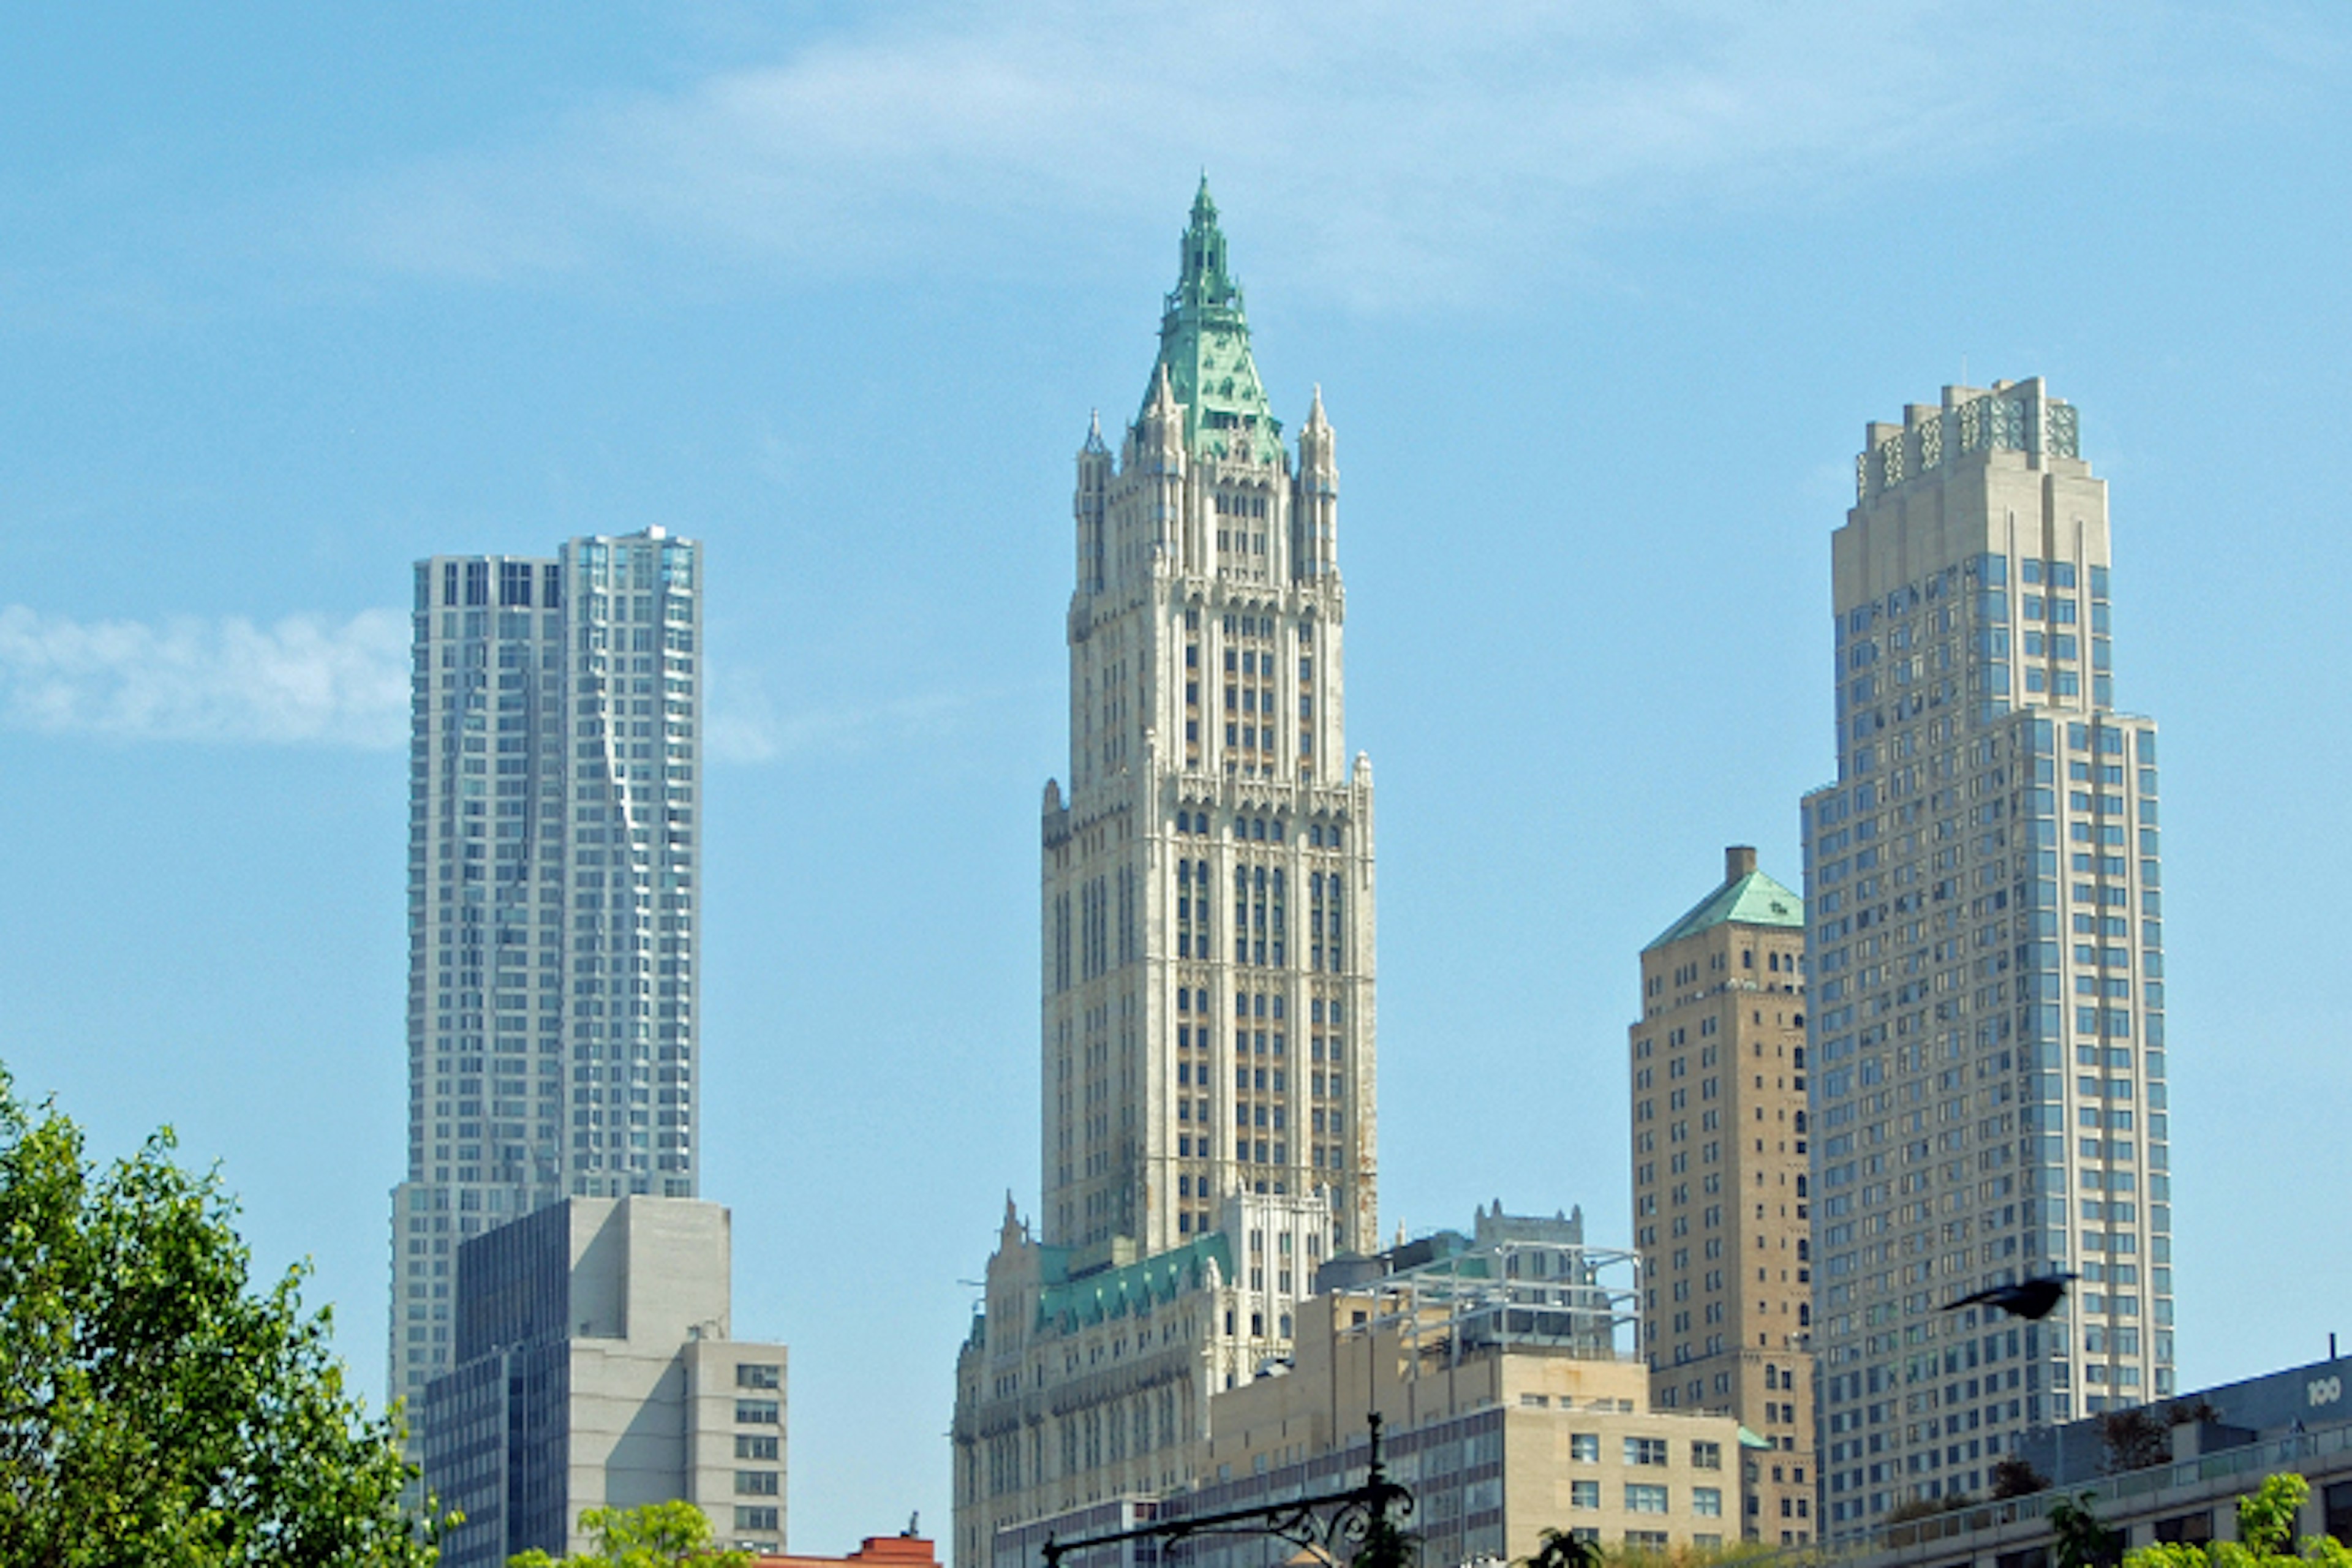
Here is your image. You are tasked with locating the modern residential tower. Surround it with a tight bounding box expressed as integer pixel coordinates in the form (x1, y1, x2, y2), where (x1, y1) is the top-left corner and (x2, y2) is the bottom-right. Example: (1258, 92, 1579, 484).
(1632, 845, 1815, 1542)
(1041, 179, 1377, 1257)
(391, 530, 704, 1404)
(1801, 382, 2174, 1527)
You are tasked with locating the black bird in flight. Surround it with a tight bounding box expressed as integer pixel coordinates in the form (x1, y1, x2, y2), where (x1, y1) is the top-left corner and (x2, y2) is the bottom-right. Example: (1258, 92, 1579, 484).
(1942, 1273, 2076, 1321)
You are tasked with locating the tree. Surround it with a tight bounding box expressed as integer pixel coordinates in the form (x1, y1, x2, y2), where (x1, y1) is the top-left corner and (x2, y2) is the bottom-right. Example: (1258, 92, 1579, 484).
(2100, 1407, 2174, 1474)
(1992, 1455, 2052, 1499)
(1523, 1528, 1602, 1568)
(1350, 1505, 1420, 1568)
(2051, 1493, 2124, 1568)
(0, 1068, 437, 1566)
(2124, 1474, 2352, 1568)
(507, 1502, 752, 1567)
(2105, 1400, 2230, 1476)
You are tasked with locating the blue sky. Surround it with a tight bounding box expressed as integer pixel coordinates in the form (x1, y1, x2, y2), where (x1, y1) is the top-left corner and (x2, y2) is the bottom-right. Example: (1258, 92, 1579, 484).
(4, 0, 2350, 1548)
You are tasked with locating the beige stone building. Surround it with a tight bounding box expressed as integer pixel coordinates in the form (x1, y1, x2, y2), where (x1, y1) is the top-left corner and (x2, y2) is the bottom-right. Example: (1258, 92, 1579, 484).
(1803, 382, 2174, 1529)
(988, 1207, 1738, 1568)
(951, 1189, 1330, 1568)
(1632, 845, 1816, 1541)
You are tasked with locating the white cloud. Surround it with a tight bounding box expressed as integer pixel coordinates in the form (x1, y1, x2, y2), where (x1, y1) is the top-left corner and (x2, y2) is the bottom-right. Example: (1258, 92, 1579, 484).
(325, 0, 2290, 308)
(0, 606, 411, 748)
(0, 603, 1000, 765)
(705, 679, 1004, 765)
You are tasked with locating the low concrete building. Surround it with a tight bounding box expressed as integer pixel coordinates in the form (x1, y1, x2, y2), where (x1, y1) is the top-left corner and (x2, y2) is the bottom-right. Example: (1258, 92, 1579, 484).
(1784, 1357, 2352, 1568)
(422, 1197, 790, 1565)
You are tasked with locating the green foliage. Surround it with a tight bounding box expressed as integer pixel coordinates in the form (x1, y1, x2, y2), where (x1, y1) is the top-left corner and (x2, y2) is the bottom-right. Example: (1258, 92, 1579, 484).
(2052, 1492, 2125, 1568)
(1351, 1506, 1420, 1568)
(1536, 1535, 1769, 1568)
(0, 1068, 437, 1567)
(2101, 1408, 2174, 1473)
(2238, 1473, 2312, 1556)
(1992, 1455, 2054, 1499)
(1524, 1528, 1602, 1568)
(506, 1501, 752, 1567)
(2120, 1473, 2351, 1568)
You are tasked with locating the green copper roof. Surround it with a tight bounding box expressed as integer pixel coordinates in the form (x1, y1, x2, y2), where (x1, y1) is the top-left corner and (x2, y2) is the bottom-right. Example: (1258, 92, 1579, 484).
(1643, 867, 1804, 952)
(1140, 179, 1284, 466)
(1037, 1232, 1233, 1332)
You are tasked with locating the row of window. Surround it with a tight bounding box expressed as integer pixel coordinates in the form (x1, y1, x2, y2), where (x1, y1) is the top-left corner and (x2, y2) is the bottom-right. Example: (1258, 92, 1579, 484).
(1566, 1482, 1722, 1516)
(1170, 810, 1347, 847)
(1562, 1435, 1722, 1468)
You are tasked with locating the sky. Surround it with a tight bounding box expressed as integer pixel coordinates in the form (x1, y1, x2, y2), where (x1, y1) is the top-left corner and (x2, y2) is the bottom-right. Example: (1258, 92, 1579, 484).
(4, 0, 2350, 1550)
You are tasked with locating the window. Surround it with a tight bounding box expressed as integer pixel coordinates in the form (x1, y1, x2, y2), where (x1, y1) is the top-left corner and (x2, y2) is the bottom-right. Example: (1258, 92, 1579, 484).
(1695, 1487, 1724, 1518)
(1572, 1480, 1600, 1509)
(1571, 1433, 1601, 1463)
(736, 1362, 782, 1389)
(1626, 1437, 1669, 1467)
(1626, 1485, 1670, 1515)
(1692, 1440, 1723, 1470)
(736, 1433, 779, 1460)
(735, 1470, 780, 1495)
(736, 1399, 780, 1424)
(735, 1507, 780, 1532)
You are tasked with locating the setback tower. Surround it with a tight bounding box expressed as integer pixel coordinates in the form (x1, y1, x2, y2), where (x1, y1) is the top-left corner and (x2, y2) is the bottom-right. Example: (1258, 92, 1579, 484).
(1041, 179, 1377, 1257)
(1801, 383, 2174, 1528)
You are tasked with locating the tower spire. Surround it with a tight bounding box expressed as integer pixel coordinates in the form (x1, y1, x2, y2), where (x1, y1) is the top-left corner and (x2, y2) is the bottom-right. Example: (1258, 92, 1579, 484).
(1140, 182, 1281, 464)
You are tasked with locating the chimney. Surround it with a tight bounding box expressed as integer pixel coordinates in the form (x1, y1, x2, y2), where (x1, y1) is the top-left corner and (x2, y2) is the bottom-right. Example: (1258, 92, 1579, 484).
(1726, 845, 1758, 882)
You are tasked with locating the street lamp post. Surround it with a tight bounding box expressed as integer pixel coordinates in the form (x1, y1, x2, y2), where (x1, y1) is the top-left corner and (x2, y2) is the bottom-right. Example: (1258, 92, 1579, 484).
(1039, 1413, 1416, 1568)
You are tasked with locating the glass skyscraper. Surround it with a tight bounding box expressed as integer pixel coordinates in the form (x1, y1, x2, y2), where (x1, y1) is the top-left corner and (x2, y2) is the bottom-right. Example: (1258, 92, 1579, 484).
(1803, 381, 2174, 1528)
(388, 529, 703, 1404)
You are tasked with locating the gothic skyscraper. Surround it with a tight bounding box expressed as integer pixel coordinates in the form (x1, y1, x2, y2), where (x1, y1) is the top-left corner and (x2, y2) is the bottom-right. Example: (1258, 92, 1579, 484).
(390, 530, 704, 1405)
(1040, 179, 1378, 1258)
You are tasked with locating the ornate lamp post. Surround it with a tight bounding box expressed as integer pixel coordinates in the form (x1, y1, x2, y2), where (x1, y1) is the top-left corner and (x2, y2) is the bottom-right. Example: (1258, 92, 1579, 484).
(1040, 1414, 1415, 1568)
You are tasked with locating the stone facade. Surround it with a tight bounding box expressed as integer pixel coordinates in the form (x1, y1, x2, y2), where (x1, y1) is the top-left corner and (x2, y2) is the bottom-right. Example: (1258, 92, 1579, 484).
(1041, 181, 1376, 1259)
(1632, 845, 1817, 1540)
(950, 1191, 1321, 1568)
(1802, 382, 2176, 1529)
(958, 181, 1384, 1568)
(990, 1207, 1730, 1568)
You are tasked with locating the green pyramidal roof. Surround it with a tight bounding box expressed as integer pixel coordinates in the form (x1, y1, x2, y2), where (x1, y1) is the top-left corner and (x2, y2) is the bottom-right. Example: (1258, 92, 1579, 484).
(1644, 865, 1804, 952)
(1140, 179, 1284, 466)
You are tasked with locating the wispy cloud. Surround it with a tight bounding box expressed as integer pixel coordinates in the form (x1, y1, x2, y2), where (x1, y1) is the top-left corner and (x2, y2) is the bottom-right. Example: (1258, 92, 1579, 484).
(0, 603, 1001, 765)
(325, 0, 2299, 307)
(706, 679, 1007, 765)
(0, 606, 410, 748)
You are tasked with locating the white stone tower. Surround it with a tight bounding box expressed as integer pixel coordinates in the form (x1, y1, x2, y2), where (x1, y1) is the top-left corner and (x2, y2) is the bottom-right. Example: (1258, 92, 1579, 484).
(1039, 180, 1377, 1259)
(389, 530, 704, 1409)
